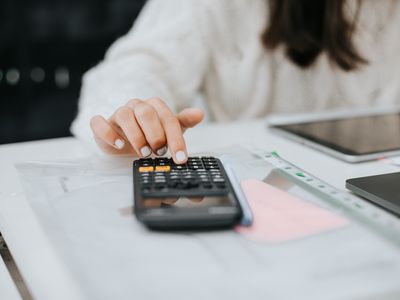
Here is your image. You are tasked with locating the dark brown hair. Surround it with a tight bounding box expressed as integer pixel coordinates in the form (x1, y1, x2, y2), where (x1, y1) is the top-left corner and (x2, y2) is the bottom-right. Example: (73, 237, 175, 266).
(262, 0, 367, 71)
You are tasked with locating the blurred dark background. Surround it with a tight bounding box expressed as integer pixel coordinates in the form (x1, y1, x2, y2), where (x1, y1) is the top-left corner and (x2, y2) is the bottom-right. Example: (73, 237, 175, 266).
(0, 0, 147, 144)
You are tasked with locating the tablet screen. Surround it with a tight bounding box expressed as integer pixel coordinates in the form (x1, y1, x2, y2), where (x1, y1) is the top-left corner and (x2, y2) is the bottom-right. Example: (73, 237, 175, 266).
(274, 113, 400, 155)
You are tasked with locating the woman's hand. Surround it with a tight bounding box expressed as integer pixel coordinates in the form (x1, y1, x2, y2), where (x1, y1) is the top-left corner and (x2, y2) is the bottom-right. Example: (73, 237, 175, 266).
(89, 98, 204, 164)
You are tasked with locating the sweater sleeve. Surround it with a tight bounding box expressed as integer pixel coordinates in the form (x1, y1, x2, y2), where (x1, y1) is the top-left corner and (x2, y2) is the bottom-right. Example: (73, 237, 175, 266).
(70, 0, 213, 151)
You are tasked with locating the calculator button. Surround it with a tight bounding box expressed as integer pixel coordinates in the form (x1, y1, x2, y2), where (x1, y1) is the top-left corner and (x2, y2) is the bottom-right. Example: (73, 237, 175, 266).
(182, 171, 194, 176)
(139, 159, 153, 165)
(212, 178, 225, 183)
(154, 183, 167, 190)
(168, 181, 179, 188)
(155, 166, 171, 172)
(155, 158, 168, 163)
(188, 165, 201, 170)
(175, 182, 188, 189)
(154, 171, 166, 176)
(188, 157, 200, 160)
(139, 166, 154, 172)
(154, 173, 166, 178)
(188, 181, 199, 188)
(141, 188, 151, 195)
(154, 180, 166, 184)
(172, 165, 187, 170)
(205, 166, 218, 170)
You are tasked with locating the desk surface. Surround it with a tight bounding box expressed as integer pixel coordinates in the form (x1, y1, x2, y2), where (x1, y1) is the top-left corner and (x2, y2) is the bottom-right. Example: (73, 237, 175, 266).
(0, 254, 21, 300)
(0, 120, 399, 300)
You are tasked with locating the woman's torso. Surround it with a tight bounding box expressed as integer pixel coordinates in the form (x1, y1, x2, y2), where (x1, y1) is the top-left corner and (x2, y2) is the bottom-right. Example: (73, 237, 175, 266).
(202, 0, 400, 121)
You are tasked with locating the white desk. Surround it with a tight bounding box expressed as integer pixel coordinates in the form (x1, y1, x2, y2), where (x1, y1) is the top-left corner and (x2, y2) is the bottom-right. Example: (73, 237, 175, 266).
(0, 254, 21, 300)
(0, 120, 399, 300)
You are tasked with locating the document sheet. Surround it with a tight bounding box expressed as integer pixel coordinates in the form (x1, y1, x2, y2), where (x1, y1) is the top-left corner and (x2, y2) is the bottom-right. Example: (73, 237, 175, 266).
(15, 147, 400, 300)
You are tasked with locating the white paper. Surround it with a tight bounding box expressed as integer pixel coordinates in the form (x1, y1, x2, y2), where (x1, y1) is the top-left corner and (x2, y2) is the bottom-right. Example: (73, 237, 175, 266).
(15, 149, 400, 300)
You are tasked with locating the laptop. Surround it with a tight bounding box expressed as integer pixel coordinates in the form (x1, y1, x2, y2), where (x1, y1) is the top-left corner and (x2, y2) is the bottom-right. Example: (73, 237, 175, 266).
(346, 172, 400, 216)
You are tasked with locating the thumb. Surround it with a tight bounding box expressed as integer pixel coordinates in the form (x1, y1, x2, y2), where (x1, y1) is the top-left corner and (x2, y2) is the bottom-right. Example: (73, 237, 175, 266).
(177, 108, 204, 130)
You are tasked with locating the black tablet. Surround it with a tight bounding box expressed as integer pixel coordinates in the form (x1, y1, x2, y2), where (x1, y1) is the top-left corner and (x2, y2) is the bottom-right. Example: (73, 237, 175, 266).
(346, 172, 400, 216)
(268, 109, 400, 162)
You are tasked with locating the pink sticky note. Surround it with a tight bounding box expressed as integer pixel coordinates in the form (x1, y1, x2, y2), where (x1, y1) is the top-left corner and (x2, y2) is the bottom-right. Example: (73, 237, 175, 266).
(236, 179, 349, 243)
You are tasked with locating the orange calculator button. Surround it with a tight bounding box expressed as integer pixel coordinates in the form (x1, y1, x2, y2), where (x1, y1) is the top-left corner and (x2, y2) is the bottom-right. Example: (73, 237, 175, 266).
(139, 166, 154, 172)
(155, 166, 171, 172)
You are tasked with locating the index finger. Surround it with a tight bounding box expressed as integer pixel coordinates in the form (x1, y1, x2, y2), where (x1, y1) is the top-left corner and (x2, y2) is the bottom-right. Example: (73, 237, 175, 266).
(147, 98, 188, 164)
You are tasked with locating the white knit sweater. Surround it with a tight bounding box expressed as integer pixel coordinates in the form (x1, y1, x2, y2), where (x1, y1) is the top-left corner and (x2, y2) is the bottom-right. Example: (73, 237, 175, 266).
(71, 0, 400, 148)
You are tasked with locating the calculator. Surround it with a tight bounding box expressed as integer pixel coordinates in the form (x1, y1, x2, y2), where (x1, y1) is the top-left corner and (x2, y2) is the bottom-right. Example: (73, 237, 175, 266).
(133, 156, 243, 229)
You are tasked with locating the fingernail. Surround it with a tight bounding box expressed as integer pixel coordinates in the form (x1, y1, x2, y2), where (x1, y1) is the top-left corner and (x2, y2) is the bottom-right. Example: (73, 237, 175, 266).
(175, 150, 187, 163)
(114, 139, 125, 149)
(140, 146, 152, 157)
(156, 146, 168, 156)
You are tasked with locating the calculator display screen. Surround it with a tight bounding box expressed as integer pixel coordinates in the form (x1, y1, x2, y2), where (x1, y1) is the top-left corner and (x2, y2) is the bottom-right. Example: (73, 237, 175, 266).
(142, 194, 237, 209)
(274, 113, 400, 155)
